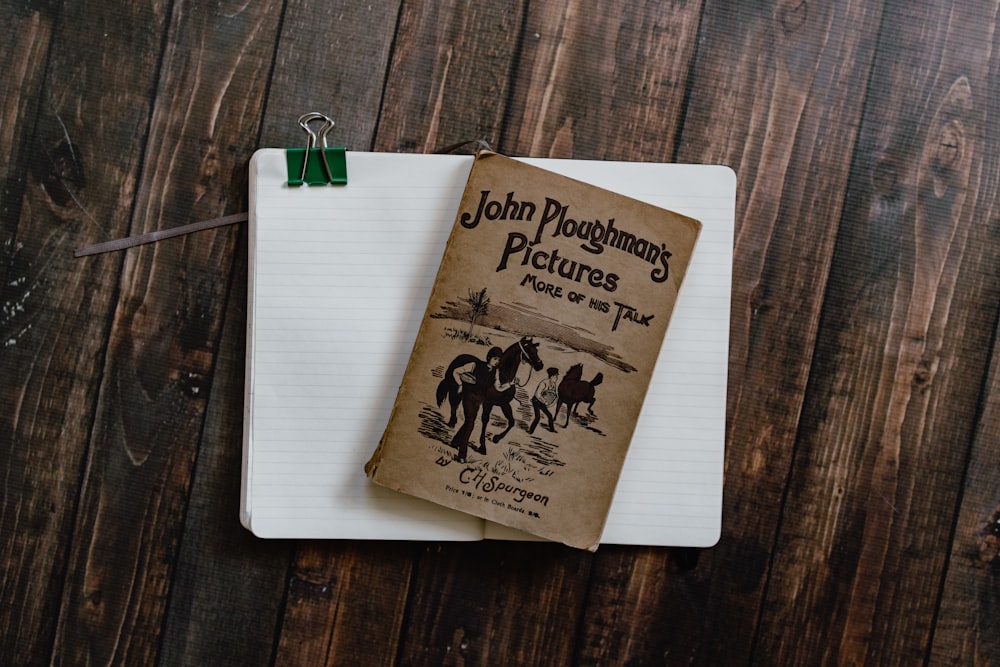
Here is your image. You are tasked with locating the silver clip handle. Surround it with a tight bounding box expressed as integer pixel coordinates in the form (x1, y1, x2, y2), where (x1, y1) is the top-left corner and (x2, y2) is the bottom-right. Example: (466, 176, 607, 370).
(297, 112, 336, 184)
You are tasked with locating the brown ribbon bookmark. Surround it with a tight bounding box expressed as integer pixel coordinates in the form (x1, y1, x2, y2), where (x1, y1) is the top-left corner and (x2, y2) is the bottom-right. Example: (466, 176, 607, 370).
(74, 211, 248, 257)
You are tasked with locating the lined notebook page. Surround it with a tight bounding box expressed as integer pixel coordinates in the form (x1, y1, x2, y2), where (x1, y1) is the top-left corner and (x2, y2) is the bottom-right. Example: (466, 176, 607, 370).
(242, 150, 734, 546)
(244, 151, 484, 539)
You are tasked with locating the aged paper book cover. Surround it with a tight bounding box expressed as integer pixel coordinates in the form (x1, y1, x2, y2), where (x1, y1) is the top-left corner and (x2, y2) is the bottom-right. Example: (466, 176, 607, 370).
(365, 152, 701, 550)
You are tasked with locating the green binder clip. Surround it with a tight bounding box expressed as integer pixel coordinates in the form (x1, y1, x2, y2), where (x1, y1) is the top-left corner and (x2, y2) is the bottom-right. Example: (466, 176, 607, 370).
(286, 112, 347, 186)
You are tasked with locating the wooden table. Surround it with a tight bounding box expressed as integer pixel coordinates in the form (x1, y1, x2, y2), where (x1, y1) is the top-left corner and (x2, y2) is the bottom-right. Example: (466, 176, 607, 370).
(3, 1, 998, 664)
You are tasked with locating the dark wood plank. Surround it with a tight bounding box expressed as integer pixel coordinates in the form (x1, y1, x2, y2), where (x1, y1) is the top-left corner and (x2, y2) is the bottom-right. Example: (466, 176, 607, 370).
(373, 4, 596, 664)
(269, 3, 538, 665)
(926, 4, 1000, 663)
(394, 542, 590, 666)
(258, 0, 401, 152)
(0, 2, 54, 227)
(933, 337, 1000, 666)
(0, 2, 167, 663)
(626, 1, 882, 663)
(757, 1, 1000, 663)
(498, 3, 709, 664)
(274, 542, 420, 666)
(49, 2, 283, 663)
(249, 38, 456, 663)
(378, 5, 702, 664)
(572, 545, 710, 665)
(161, 2, 405, 662)
(503, 0, 703, 161)
(157, 226, 290, 666)
(358, 3, 598, 665)
(374, 0, 527, 153)
(170, 2, 424, 664)
(249, 4, 429, 666)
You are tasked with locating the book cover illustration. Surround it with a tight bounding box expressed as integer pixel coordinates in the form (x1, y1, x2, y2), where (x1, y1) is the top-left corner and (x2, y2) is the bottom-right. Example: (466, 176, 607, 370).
(366, 152, 701, 550)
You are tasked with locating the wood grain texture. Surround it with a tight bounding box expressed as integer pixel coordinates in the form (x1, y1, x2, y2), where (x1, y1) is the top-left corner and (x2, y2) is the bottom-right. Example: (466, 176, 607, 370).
(927, 3, 1000, 664)
(262, 6, 424, 664)
(157, 230, 291, 666)
(277, 5, 581, 664)
(933, 344, 1000, 666)
(49, 1, 281, 663)
(496, 2, 711, 664)
(0, 1, 166, 663)
(0, 2, 54, 229)
(757, 1, 1000, 663)
(159, 4, 411, 663)
(258, 0, 402, 151)
(274, 541, 419, 666)
(395, 542, 591, 666)
(670, 0, 885, 662)
(576, 546, 711, 666)
(374, 0, 527, 153)
(504, 0, 703, 161)
(3, 1, 1000, 664)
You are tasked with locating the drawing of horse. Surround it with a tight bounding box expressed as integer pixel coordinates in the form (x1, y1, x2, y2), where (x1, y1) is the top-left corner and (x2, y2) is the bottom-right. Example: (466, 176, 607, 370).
(436, 337, 544, 454)
(555, 363, 604, 427)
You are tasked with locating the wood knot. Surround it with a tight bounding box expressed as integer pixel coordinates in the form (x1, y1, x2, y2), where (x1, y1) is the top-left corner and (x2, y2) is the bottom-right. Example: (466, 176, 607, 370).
(870, 152, 899, 196)
(912, 357, 933, 390)
(731, 539, 769, 593)
(179, 371, 205, 399)
(670, 547, 701, 573)
(935, 121, 962, 169)
(929, 119, 965, 193)
(447, 627, 469, 653)
(980, 507, 1000, 564)
(85, 589, 103, 608)
(921, 76, 973, 198)
(288, 575, 335, 600)
(35, 137, 85, 207)
(749, 282, 770, 316)
(777, 0, 808, 34)
(195, 144, 220, 201)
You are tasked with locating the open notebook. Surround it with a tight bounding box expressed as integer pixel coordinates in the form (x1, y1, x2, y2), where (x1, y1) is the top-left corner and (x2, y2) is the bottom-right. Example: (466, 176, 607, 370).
(242, 149, 735, 547)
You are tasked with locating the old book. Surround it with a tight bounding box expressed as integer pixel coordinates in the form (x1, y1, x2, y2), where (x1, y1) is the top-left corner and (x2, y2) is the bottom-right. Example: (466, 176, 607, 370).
(241, 149, 732, 548)
(364, 152, 702, 550)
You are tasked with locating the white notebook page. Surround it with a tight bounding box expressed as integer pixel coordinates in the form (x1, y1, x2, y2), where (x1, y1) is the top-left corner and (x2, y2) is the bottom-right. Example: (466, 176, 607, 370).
(242, 149, 733, 546)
